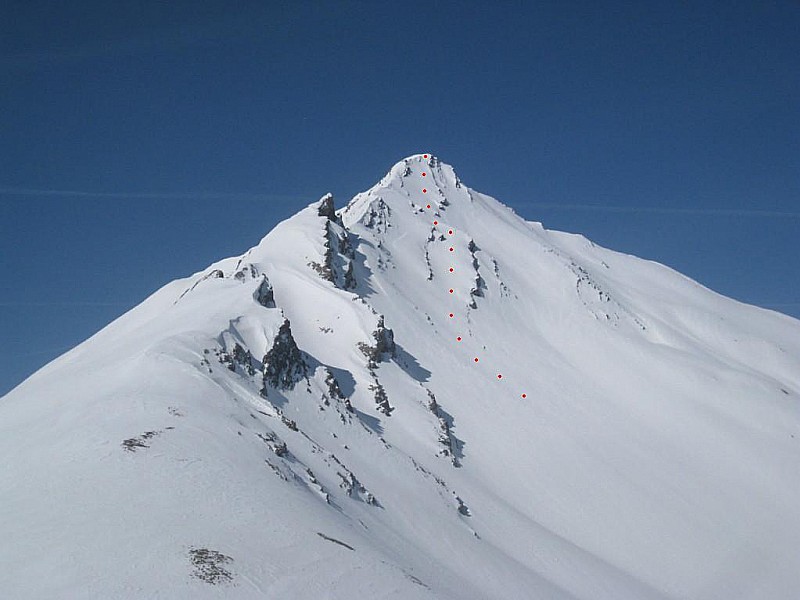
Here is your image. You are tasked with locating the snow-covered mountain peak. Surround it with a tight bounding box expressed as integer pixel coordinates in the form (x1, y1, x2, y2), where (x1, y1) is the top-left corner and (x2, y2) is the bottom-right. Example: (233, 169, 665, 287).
(379, 153, 448, 186)
(340, 154, 471, 230)
(2, 156, 800, 599)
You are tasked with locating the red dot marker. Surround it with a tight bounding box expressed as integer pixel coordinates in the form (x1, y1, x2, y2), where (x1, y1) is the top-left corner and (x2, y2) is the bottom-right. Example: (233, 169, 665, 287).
(424, 154, 428, 158)
(474, 357, 479, 363)
(449, 313, 454, 318)
(449, 247, 454, 252)
(449, 288, 454, 294)
(433, 220, 438, 225)
(423, 189, 427, 194)
(456, 336, 462, 342)
(422, 172, 427, 177)
(497, 374, 503, 380)
(449, 267, 454, 272)
(426, 203, 431, 208)
(448, 229, 453, 235)
(521, 393, 527, 398)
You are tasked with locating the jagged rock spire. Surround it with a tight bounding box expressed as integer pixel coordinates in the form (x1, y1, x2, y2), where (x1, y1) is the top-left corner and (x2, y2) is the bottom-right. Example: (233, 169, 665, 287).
(261, 319, 307, 392)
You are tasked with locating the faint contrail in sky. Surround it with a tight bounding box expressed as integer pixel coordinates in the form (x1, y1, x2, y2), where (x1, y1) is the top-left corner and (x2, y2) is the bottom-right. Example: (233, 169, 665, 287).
(515, 202, 800, 219)
(0, 301, 133, 307)
(0, 186, 305, 202)
(1, 10, 290, 70)
(761, 302, 800, 308)
(15, 345, 78, 358)
(5, 188, 796, 218)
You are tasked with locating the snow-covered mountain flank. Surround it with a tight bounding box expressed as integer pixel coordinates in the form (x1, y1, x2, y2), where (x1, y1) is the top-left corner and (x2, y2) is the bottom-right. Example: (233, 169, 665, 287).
(2, 155, 799, 599)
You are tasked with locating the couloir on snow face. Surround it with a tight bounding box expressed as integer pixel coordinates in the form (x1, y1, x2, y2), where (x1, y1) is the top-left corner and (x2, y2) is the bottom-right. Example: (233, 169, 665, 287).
(1, 155, 799, 600)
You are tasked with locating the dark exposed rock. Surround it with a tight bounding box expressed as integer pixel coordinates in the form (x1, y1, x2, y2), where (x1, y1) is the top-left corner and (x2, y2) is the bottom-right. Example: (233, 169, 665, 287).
(326, 222, 356, 290)
(426, 389, 461, 467)
(356, 317, 396, 415)
(254, 275, 276, 308)
(317, 532, 355, 551)
(121, 430, 161, 453)
(218, 351, 235, 371)
(215, 344, 255, 375)
(357, 316, 395, 368)
(369, 381, 393, 416)
(309, 203, 357, 290)
(491, 257, 511, 297)
(324, 369, 345, 400)
(317, 193, 340, 224)
(281, 415, 298, 431)
(324, 368, 354, 412)
(188, 547, 234, 585)
(265, 459, 288, 481)
(338, 470, 377, 505)
(357, 343, 376, 368)
(272, 442, 287, 456)
(363, 198, 391, 232)
(424, 247, 434, 281)
(175, 268, 226, 302)
(231, 343, 256, 376)
(305, 468, 329, 503)
(261, 319, 307, 392)
(455, 495, 471, 516)
(257, 432, 287, 456)
(121, 437, 148, 452)
(373, 316, 396, 360)
(233, 263, 259, 282)
(308, 260, 331, 280)
(467, 240, 487, 309)
(337, 233, 353, 256)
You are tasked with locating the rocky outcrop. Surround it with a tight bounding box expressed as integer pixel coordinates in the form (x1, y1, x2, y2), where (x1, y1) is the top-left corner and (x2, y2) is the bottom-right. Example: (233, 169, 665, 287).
(254, 275, 276, 308)
(214, 343, 257, 376)
(323, 368, 354, 413)
(338, 469, 377, 506)
(369, 380, 393, 416)
(231, 343, 256, 376)
(261, 319, 307, 392)
(317, 193, 340, 224)
(358, 315, 396, 369)
(257, 431, 288, 457)
(491, 258, 511, 298)
(327, 219, 356, 290)
(467, 240, 487, 309)
(362, 197, 392, 233)
(233, 263, 259, 282)
(309, 195, 358, 291)
(373, 315, 396, 359)
(356, 316, 397, 415)
(426, 389, 461, 467)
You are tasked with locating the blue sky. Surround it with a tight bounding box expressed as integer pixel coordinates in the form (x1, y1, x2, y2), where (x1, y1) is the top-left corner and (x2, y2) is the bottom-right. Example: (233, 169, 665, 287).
(1, 1, 798, 396)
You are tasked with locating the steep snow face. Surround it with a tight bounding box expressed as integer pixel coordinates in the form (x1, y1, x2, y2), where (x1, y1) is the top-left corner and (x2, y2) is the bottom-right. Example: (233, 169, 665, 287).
(2, 155, 800, 600)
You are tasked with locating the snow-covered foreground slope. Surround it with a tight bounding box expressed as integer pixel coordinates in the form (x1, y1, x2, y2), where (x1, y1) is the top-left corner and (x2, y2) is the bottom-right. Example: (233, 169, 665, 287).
(2, 155, 799, 599)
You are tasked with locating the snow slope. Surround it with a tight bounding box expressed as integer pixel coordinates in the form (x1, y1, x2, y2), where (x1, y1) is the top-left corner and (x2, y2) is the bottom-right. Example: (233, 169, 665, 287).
(1, 155, 799, 599)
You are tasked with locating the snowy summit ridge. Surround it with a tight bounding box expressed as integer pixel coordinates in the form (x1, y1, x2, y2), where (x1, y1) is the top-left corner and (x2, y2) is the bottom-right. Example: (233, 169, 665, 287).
(2, 155, 800, 599)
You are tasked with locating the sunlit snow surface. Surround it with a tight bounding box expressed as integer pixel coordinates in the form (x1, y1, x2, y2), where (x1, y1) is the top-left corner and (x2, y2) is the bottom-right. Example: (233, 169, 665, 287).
(2, 155, 799, 599)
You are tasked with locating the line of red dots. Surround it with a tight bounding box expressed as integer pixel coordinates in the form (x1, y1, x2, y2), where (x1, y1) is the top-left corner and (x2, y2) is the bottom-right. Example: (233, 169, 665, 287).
(420, 157, 526, 400)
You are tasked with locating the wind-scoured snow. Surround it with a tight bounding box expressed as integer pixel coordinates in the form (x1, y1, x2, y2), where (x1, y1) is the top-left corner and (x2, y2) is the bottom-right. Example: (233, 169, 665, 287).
(1, 155, 799, 599)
